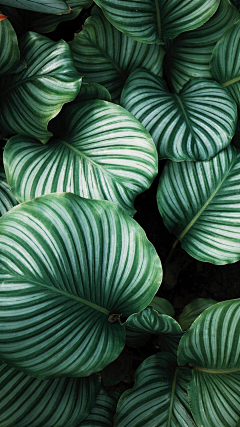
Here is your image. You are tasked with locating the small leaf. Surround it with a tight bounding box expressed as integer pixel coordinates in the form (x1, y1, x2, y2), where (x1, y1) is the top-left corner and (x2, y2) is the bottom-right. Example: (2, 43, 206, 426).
(179, 298, 217, 329)
(149, 296, 175, 316)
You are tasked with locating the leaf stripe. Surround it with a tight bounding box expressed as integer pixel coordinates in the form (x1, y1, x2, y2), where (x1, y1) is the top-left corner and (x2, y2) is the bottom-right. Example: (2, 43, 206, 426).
(0, 14, 20, 75)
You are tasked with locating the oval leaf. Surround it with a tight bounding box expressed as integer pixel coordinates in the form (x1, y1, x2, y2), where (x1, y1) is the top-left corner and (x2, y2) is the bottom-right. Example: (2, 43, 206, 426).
(178, 298, 217, 329)
(0, 362, 99, 427)
(0, 13, 19, 75)
(94, 0, 219, 44)
(0, 0, 70, 14)
(157, 145, 240, 264)
(4, 101, 157, 215)
(0, 32, 81, 143)
(0, 193, 162, 378)
(149, 296, 175, 316)
(114, 353, 195, 427)
(69, 7, 165, 102)
(0, 167, 18, 217)
(121, 69, 237, 161)
(178, 299, 240, 427)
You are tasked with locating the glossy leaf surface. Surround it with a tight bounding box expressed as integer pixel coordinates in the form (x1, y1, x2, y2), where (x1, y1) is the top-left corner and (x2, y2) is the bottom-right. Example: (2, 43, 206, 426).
(121, 69, 237, 161)
(157, 145, 240, 264)
(0, 193, 162, 378)
(0, 13, 19, 75)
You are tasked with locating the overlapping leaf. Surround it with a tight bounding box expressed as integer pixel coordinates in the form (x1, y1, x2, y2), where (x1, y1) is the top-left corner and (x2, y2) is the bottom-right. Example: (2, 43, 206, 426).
(0, 0, 70, 14)
(74, 82, 111, 102)
(80, 388, 120, 426)
(0, 193, 162, 378)
(0, 362, 99, 427)
(121, 69, 237, 161)
(4, 101, 157, 215)
(178, 299, 240, 427)
(0, 32, 81, 143)
(178, 298, 217, 329)
(0, 167, 18, 216)
(69, 7, 165, 101)
(149, 296, 175, 316)
(0, 13, 19, 75)
(94, 0, 219, 44)
(165, 0, 239, 93)
(211, 20, 240, 109)
(114, 353, 195, 427)
(157, 145, 240, 264)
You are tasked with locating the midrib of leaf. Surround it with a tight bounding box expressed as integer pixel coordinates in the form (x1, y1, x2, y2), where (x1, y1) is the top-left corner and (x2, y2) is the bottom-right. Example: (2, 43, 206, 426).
(0, 73, 68, 97)
(222, 76, 240, 87)
(174, 94, 197, 141)
(195, 366, 240, 373)
(155, 0, 161, 39)
(167, 368, 178, 427)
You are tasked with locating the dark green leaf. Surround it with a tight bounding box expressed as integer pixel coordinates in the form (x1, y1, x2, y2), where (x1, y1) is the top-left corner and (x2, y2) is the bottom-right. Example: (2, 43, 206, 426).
(0, 13, 19, 75)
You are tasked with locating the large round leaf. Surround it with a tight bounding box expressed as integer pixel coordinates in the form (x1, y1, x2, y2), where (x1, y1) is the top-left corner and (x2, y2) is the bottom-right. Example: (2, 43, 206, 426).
(0, 193, 162, 378)
(0, 32, 81, 143)
(0, 14, 19, 75)
(114, 353, 195, 427)
(178, 298, 217, 329)
(178, 299, 240, 427)
(121, 69, 237, 161)
(211, 20, 240, 109)
(165, 0, 239, 93)
(0, 0, 70, 14)
(0, 166, 18, 216)
(69, 7, 165, 102)
(3, 101, 157, 215)
(0, 362, 99, 427)
(157, 145, 240, 264)
(80, 388, 120, 426)
(94, 0, 219, 44)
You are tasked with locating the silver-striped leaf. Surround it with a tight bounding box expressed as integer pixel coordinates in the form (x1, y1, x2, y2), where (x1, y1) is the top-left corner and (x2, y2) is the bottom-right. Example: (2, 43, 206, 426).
(178, 298, 217, 329)
(0, 193, 162, 378)
(165, 0, 239, 93)
(0, 167, 18, 216)
(124, 307, 182, 353)
(0, 13, 19, 75)
(114, 352, 195, 427)
(178, 299, 240, 427)
(157, 145, 240, 264)
(0, 362, 99, 427)
(0, 0, 70, 14)
(3, 101, 157, 215)
(74, 82, 111, 102)
(211, 20, 240, 109)
(80, 388, 120, 426)
(0, 32, 81, 143)
(69, 7, 165, 102)
(121, 69, 237, 161)
(94, 0, 219, 44)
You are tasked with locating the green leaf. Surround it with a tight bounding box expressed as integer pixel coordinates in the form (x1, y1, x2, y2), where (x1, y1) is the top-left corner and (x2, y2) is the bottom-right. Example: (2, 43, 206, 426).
(0, 193, 162, 378)
(0, 32, 81, 143)
(211, 20, 240, 109)
(3, 101, 157, 215)
(0, 13, 20, 75)
(0, 362, 99, 427)
(69, 7, 165, 102)
(124, 307, 182, 353)
(74, 81, 111, 102)
(114, 352, 195, 427)
(80, 387, 120, 426)
(94, 0, 219, 44)
(0, 166, 18, 216)
(0, 0, 70, 14)
(149, 296, 175, 316)
(157, 145, 240, 264)
(165, 0, 239, 93)
(178, 298, 217, 329)
(178, 299, 240, 427)
(121, 69, 237, 161)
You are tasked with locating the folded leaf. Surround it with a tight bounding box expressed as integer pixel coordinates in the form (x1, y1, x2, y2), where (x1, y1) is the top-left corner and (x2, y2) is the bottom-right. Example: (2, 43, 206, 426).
(0, 12, 19, 75)
(121, 69, 237, 161)
(0, 32, 81, 143)
(157, 145, 240, 264)
(0, 193, 162, 378)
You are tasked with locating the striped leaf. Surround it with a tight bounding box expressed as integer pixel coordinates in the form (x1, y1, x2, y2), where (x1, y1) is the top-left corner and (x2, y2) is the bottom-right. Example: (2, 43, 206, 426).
(80, 388, 120, 426)
(0, 0, 70, 14)
(0, 193, 162, 378)
(74, 82, 111, 102)
(0, 362, 99, 427)
(0, 167, 18, 216)
(178, 299, 240, 427)
(124, 307, 182, 353)
(0, 32, 81, 143)
(211, 20, 240, 109)
(0, 13, 20, 75)
(3, 101, 157, 215)
(94, 0, 219, 44)
(178, 298, 217, 329)
(149, 296, 175, 316)
(165, 0, 239, 93)
(121, 69, 237, 161)
(157, 145, 240, 264)
(69, 7, 165, 102)
(114, 353, 195, 427)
